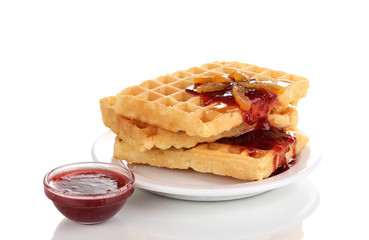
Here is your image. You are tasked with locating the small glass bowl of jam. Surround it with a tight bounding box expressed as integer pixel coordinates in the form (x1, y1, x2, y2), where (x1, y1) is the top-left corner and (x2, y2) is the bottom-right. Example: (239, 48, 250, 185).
(43, 162, 135, 224)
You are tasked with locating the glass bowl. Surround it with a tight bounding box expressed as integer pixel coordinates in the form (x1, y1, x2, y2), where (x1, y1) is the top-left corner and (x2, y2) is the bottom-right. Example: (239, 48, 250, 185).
(43, 162, 135, 224)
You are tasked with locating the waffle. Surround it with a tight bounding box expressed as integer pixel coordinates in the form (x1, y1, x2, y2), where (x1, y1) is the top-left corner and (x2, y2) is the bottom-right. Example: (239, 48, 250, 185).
(101, 96, 298, 151)
(114, 61, 309, 137)
(113, 130, 309, 181)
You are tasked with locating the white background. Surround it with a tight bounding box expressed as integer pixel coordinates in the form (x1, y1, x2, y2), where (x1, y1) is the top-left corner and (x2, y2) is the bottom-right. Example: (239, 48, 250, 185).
(1, 0, 368, 239)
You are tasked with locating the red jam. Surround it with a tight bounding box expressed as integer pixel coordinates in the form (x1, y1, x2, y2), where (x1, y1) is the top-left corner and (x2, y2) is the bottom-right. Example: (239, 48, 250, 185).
(50, 169, 128, 195)
(186, 76, 296, 175)
(186, 84, 277, 125)
(44, 163, 135, 224)
(270, 160, 296, 176)
(216, 126, 297, 172)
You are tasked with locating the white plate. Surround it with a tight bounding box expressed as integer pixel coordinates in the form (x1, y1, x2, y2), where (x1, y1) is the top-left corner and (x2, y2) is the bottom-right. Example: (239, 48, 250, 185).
(92, 131, 322, 201)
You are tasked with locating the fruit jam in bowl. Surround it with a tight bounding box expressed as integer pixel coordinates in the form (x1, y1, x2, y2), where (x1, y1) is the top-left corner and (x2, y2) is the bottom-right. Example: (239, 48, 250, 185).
(43, 162, 135, 224)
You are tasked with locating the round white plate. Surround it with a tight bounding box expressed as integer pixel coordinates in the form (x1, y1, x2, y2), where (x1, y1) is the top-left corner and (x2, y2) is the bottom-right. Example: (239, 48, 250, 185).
(92, 131, 322, 201)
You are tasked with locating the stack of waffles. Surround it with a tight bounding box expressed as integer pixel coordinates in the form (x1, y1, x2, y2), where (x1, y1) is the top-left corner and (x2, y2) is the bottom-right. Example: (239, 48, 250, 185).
(100, 61, 309, 181)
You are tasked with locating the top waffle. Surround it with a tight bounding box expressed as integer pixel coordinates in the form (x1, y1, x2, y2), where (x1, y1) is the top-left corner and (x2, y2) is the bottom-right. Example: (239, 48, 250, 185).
(114, 61, 309, 137)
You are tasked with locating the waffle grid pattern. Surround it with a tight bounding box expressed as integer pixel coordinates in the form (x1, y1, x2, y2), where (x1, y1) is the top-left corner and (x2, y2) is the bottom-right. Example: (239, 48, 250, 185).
(101, 96, 298, 151)
(114, 61, 308, 137)
(113, 130, 309, 181)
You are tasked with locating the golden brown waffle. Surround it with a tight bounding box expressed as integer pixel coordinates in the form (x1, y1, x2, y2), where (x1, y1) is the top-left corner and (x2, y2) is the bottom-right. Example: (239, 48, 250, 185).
(101, 96, 299, 151)
(113, 130, 309, 181)
(114, 61, 309, 137)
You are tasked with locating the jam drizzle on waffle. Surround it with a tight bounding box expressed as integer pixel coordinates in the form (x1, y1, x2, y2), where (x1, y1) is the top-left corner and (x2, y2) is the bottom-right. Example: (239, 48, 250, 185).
(186, 72, 297, 174)
(186, 84, 277, 125)
(216, 125, 297, 172)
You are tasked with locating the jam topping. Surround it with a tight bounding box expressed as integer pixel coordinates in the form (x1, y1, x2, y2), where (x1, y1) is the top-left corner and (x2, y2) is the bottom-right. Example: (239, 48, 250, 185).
(185, 71, 283, 125)
(186, 71, 296, 174)
(216, 126, 297, 171)
(50, 169, 128, 195)
(216, 126, 294, 150)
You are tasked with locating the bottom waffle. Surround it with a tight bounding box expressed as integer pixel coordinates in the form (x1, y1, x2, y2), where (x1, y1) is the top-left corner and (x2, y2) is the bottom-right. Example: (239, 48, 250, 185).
(101, 96, 298, 151)
(113, 129, 309, 181)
